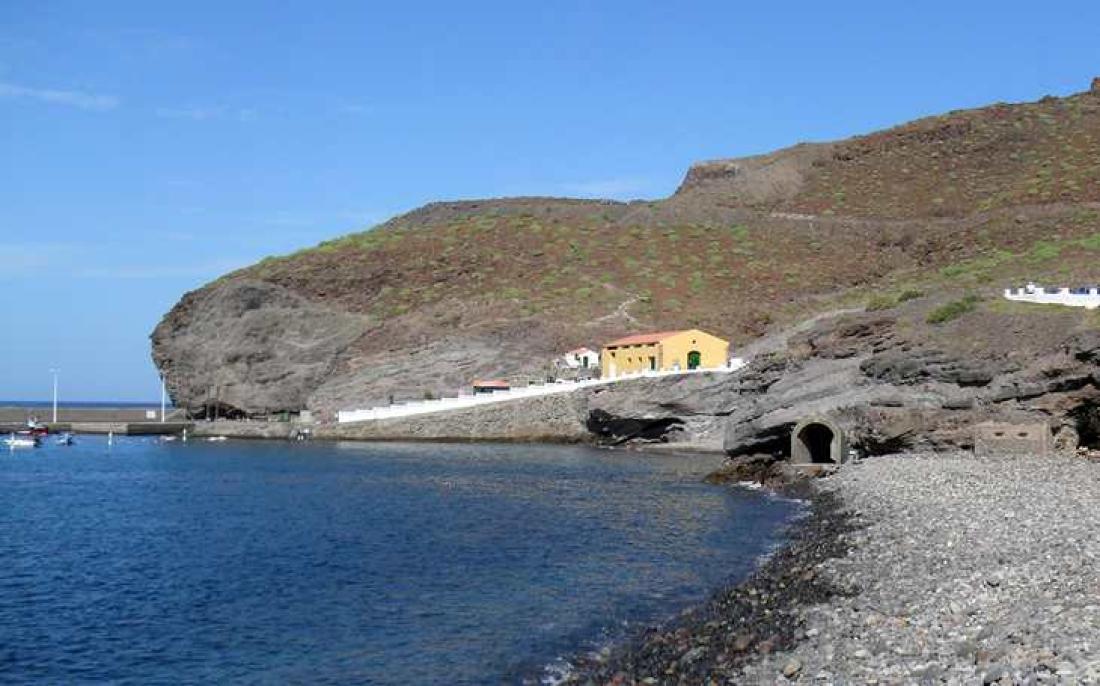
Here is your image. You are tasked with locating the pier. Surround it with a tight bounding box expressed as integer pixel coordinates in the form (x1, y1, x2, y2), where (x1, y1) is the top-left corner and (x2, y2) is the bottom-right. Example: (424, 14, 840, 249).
(0, 406, 191, 436)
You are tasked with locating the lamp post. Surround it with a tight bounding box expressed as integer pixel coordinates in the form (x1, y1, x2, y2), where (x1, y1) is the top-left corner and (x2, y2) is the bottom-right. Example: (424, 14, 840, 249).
(50, 368, 59, 423)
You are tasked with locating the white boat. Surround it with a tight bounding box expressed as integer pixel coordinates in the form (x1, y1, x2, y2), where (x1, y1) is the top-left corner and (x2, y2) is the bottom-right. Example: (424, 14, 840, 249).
(56, 433, 74, 446)
(206, 436, 228, 442)
(5, 433, 39, 448)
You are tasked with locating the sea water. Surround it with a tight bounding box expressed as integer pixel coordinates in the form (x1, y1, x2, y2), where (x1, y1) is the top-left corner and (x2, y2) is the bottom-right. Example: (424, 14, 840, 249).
(0, 437, 798, 684)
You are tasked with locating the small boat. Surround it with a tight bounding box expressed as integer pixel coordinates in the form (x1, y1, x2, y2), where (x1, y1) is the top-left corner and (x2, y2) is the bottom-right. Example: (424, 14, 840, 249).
(206, 436, 227, 442)
(56, 433, 74, 446)
(26, 421, 48, 437)
(5, 433, 40, 448)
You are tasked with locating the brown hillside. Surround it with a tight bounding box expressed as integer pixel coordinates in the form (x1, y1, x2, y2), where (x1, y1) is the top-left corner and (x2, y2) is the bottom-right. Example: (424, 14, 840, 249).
(152, 83, 1100, 417)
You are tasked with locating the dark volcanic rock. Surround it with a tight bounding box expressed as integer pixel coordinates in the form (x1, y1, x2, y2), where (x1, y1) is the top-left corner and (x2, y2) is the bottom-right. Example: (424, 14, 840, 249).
(860, 348, 995, 386)
(704, 454, 790, 489)
(789, 315, 896, 360)
(722, 308, 1100, 459)
(585, 409, 686, 444)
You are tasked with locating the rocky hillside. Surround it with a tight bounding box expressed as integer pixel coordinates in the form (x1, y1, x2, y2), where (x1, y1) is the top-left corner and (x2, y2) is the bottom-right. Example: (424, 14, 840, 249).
(152, 81, 1100, 420)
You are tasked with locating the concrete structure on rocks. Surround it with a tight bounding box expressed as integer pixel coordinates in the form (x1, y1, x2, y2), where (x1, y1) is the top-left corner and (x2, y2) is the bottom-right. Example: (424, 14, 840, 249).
(973, 422, 1051, 457)
(790, 416, 848, 464)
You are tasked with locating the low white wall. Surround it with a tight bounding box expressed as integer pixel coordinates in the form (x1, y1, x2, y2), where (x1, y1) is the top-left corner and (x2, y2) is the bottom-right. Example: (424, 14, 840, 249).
(336, 360, 747, 424)
(1004, 285, 1100, 309)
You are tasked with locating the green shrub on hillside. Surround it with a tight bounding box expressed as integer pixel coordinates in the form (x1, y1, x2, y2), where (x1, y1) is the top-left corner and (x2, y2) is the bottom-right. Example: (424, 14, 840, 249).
(866, 288, 923, 312)
(1028, 240, 1062, 261)
(728, 224, 749, 241)
(926, 295, 980, 324)
(865, 294, 897, 311)
(1078, 233, 1100, 251)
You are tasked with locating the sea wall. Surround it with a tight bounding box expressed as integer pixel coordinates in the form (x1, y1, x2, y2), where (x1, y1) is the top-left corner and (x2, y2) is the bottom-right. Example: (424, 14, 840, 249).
(323, 391, 591, 443)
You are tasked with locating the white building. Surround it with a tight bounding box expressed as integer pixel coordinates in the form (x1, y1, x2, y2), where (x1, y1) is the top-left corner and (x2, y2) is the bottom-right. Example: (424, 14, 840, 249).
(1004, 283, 1100, 309)
(557, 347, 600, 370)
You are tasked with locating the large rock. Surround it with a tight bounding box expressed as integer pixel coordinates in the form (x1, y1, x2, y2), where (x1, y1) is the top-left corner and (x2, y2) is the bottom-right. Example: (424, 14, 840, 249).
(151, 279, 368, 416)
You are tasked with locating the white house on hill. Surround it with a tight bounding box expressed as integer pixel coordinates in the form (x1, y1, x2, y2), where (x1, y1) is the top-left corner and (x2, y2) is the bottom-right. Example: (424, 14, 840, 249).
(557, 347, 599, 370)
(1004, 283, 1100, 309)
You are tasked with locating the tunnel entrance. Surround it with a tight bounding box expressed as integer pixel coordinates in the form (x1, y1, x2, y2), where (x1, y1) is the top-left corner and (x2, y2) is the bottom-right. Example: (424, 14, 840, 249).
(798, 423, 835, 463)
(1070, 402, 1100, 449)
(790, 417, 844, 464)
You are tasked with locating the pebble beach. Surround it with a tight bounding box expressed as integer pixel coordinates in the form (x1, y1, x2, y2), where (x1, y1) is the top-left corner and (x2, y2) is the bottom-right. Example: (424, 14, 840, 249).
(566, 453, 1100, 685)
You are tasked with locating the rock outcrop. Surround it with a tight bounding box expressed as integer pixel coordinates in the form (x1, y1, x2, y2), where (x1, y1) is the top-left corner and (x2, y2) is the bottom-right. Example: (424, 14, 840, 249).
(151, 279, 368, 416)
(673, 143, 835, 205)
(720, 311, 1100, 460)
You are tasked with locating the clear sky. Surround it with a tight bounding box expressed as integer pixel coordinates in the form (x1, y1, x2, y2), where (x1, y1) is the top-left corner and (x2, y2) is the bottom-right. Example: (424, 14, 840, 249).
(2, 1, 1098, 401)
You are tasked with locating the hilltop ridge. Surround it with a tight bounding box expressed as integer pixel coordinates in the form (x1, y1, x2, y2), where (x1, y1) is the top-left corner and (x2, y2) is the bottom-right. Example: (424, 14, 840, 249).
(152, 82, 1100, 419)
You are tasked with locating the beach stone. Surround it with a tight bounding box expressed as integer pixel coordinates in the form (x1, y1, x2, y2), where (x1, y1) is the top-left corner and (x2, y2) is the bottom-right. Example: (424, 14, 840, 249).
(781, 658, 802, 677)
(982, 664, 1008, 684)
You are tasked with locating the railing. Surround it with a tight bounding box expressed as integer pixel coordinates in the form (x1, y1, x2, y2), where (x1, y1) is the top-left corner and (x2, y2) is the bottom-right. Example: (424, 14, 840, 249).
(336, 359, 747, 424)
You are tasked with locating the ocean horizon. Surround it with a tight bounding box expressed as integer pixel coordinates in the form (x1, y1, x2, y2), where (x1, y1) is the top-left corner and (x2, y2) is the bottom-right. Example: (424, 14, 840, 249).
(0, 400, 168, 408)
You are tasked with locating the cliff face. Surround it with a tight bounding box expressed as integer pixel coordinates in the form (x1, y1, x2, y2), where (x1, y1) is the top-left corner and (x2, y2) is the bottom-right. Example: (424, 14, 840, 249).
(151, 279, 368, 415)
(152, 84, 1100, 420)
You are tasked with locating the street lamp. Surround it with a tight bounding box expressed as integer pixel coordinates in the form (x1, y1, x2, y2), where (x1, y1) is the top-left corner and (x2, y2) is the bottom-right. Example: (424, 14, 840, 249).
(49, 368, 59, 423)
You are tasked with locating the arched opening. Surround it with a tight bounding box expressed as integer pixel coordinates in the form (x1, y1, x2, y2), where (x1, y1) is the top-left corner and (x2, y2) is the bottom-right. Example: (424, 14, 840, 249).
(797, 423, 836, 463)
(687, 350, 702, 370)
(789, 418, 844, 465)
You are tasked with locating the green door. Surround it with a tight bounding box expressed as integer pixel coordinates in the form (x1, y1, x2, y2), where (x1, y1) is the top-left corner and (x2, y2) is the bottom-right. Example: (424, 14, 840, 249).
(687, 350, 702, 370)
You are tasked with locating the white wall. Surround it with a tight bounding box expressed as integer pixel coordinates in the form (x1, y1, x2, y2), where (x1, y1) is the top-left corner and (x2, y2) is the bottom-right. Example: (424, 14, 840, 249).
(1004, 283, 1100, 309)
(336, 361, 746, 424)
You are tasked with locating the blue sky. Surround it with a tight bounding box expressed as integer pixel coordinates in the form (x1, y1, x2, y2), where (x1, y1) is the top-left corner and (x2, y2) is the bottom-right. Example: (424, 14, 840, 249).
(2, 1, 1098, 400)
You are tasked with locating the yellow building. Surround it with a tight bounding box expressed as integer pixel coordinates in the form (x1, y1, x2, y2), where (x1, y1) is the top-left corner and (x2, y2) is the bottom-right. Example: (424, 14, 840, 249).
(600, 329, 729, 378)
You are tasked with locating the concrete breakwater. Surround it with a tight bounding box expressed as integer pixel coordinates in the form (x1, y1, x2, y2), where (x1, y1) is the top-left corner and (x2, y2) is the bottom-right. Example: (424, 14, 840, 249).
(0, 407, 192, 436)
(0, 406, 162, 424)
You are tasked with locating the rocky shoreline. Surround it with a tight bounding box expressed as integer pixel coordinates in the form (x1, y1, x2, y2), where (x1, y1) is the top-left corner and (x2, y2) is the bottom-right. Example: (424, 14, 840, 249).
(562, 453, 1100, 685)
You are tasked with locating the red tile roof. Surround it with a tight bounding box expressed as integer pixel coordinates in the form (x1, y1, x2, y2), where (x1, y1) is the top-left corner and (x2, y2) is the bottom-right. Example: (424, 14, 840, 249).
(472, 379, 511, 388)
(603, 330, 686, 347)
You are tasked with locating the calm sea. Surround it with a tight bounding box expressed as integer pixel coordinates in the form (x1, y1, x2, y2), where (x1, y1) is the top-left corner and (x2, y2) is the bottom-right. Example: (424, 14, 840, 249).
(0, 401, 163, 408)
(0, 438, 799, 684)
